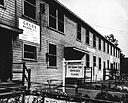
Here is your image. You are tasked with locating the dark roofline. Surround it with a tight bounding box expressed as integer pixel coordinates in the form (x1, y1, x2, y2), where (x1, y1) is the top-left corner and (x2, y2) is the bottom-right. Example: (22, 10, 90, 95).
(44, 0, 121, 50)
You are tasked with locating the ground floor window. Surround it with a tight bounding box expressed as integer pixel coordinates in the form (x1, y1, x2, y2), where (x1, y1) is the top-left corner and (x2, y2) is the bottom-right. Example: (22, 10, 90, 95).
(99, 57, 101, 70)
(23, 44, 37, 60)
(48, 43, 57, 67)
(86, 54, 90, 67)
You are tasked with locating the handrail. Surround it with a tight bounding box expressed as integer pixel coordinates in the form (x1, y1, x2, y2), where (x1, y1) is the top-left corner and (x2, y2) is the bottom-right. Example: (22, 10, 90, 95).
(13, 62, 31, 90)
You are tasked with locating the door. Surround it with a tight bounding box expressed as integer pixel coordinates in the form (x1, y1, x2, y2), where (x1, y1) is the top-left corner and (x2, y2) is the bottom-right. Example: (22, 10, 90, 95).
(0, 31, 12, 82)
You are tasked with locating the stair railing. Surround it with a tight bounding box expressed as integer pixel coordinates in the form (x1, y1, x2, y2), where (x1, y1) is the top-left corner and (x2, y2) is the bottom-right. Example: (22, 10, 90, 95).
(13, 62, 31, 90)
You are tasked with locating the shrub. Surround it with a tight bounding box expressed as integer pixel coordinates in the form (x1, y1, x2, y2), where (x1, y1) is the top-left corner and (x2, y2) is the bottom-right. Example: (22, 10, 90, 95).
(94, 91, 121, 103)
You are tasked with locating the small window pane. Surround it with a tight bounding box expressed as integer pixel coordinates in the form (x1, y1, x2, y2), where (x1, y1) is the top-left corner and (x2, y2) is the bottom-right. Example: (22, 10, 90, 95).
(58, 20, 64, 32)
(99, 38, 101, 50)
(49, 44, 56, 55)
(77, 24, 81, 41)
(24, 1, 36, 19)
(86, 30, 89, 44)
(49, 4, 56, 17)
(86, 54, 90, 67)
(0, 0, 4, 6)
(58, 10, 64, 21)
(93, 34, 96, 47)
(49, 15, 56, 29)
(49, 55, 56, 66)
(93, 56, 96, 66)
(99, 58, 101, 70)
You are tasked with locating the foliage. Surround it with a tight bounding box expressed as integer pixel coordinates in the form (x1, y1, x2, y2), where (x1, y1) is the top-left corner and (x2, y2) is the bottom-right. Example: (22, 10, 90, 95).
(94, 91, 121, 103)
(0, 95, 23, 103)
(121, 94, 128, 103)
(105, 34, 118, 46)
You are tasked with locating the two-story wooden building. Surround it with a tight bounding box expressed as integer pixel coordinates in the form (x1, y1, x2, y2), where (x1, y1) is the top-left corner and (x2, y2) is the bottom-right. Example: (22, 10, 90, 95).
(0, 0, 120, 88)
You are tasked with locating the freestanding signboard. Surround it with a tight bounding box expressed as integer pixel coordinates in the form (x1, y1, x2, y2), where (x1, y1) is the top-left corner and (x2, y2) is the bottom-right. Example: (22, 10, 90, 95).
(62, 59, 85, 92)
(66, 64, 84, 78)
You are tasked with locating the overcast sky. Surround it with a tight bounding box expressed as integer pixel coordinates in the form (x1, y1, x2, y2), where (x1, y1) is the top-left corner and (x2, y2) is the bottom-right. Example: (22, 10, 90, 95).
(58, 0, 128, 57)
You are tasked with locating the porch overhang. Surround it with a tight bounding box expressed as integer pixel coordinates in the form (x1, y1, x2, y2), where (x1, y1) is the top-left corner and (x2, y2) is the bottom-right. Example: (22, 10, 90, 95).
(64, 47, 89, 60)
(0, 22, 23, 34)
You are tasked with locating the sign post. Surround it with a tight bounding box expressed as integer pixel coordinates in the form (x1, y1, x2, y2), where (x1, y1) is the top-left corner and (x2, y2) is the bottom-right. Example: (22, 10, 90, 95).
(62, 59, 84, 93)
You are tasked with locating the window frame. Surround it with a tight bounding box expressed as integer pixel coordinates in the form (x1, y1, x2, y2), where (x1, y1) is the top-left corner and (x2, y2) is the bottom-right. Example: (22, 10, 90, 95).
(99, 38, 101, 50)
(110, 46, 113, 55)
(86, 30, 90, 44)
(77, 24, 81, 41)
(103, 41, 106, 52)
(86, 54, 90, 68)
(99, 57, 101, 70)
(113, 48, 115, 56)
(23, 44, 37, 61)
(93, 34, 96, 48)
(93, 56, 96, 67)
(23, 0, 36, 20)
(107, 60, 109, 69)
(58, 9, 64, 33)
(107, 43, 109, 54)
(48, 43, 57, 67)
(49, 4, 64, 33)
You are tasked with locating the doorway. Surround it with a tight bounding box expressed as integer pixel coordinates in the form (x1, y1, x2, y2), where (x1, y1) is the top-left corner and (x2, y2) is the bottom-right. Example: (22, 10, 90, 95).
(0, 30, 12, 82)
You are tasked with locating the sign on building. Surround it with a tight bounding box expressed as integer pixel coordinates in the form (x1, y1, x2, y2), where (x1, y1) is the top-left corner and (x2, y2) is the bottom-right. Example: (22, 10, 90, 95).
(19, 18, 40, 44)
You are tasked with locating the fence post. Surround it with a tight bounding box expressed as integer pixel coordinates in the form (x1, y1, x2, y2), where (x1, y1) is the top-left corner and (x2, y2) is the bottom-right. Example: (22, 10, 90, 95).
(22, 62, 25, 86)
(28, 69, 31, 90)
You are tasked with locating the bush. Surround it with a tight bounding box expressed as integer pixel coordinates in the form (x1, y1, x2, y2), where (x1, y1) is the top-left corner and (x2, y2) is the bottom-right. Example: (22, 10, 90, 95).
(94, 91, 121, 103)
(121, 94, 128, 103)
(95, 91, 113, 101)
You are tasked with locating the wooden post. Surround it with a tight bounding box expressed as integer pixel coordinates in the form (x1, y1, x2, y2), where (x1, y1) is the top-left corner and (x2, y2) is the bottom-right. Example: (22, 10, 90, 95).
(22, 62, 25, 86)
(28, 69, 31, 90)
(62, 58, 66, 92)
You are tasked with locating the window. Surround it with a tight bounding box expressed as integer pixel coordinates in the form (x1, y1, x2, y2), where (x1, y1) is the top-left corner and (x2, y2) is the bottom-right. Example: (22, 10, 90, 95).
(118, 50, 120, 58)
(110, 46, 112, 55)
(49, 4, 64, 33)
(0, 0, 4, 6)
(107, 60, 109, 69)
(116, 49, 117, 57)
(103, 41, 106, 52)
(99, 38, 101, 50)
(113, 48, 115, 56)
(116, 62, 117, 69)
(24, 0, 36, 19)
(48, 43, 57, 67)
(93, 34, 96, 47)
(24, 44, 37, 60)
(107, 43, 109, 54)
(77, 24, 81, 41)
(58, 9, 64, 32)
(99, 57, 101, 70)
(86, 30, 89, 44)
(93, 56, 96, 67)
(49, 4, 56, 29)
(86, 54, 90, 67)
(113, 62, 115, 69)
